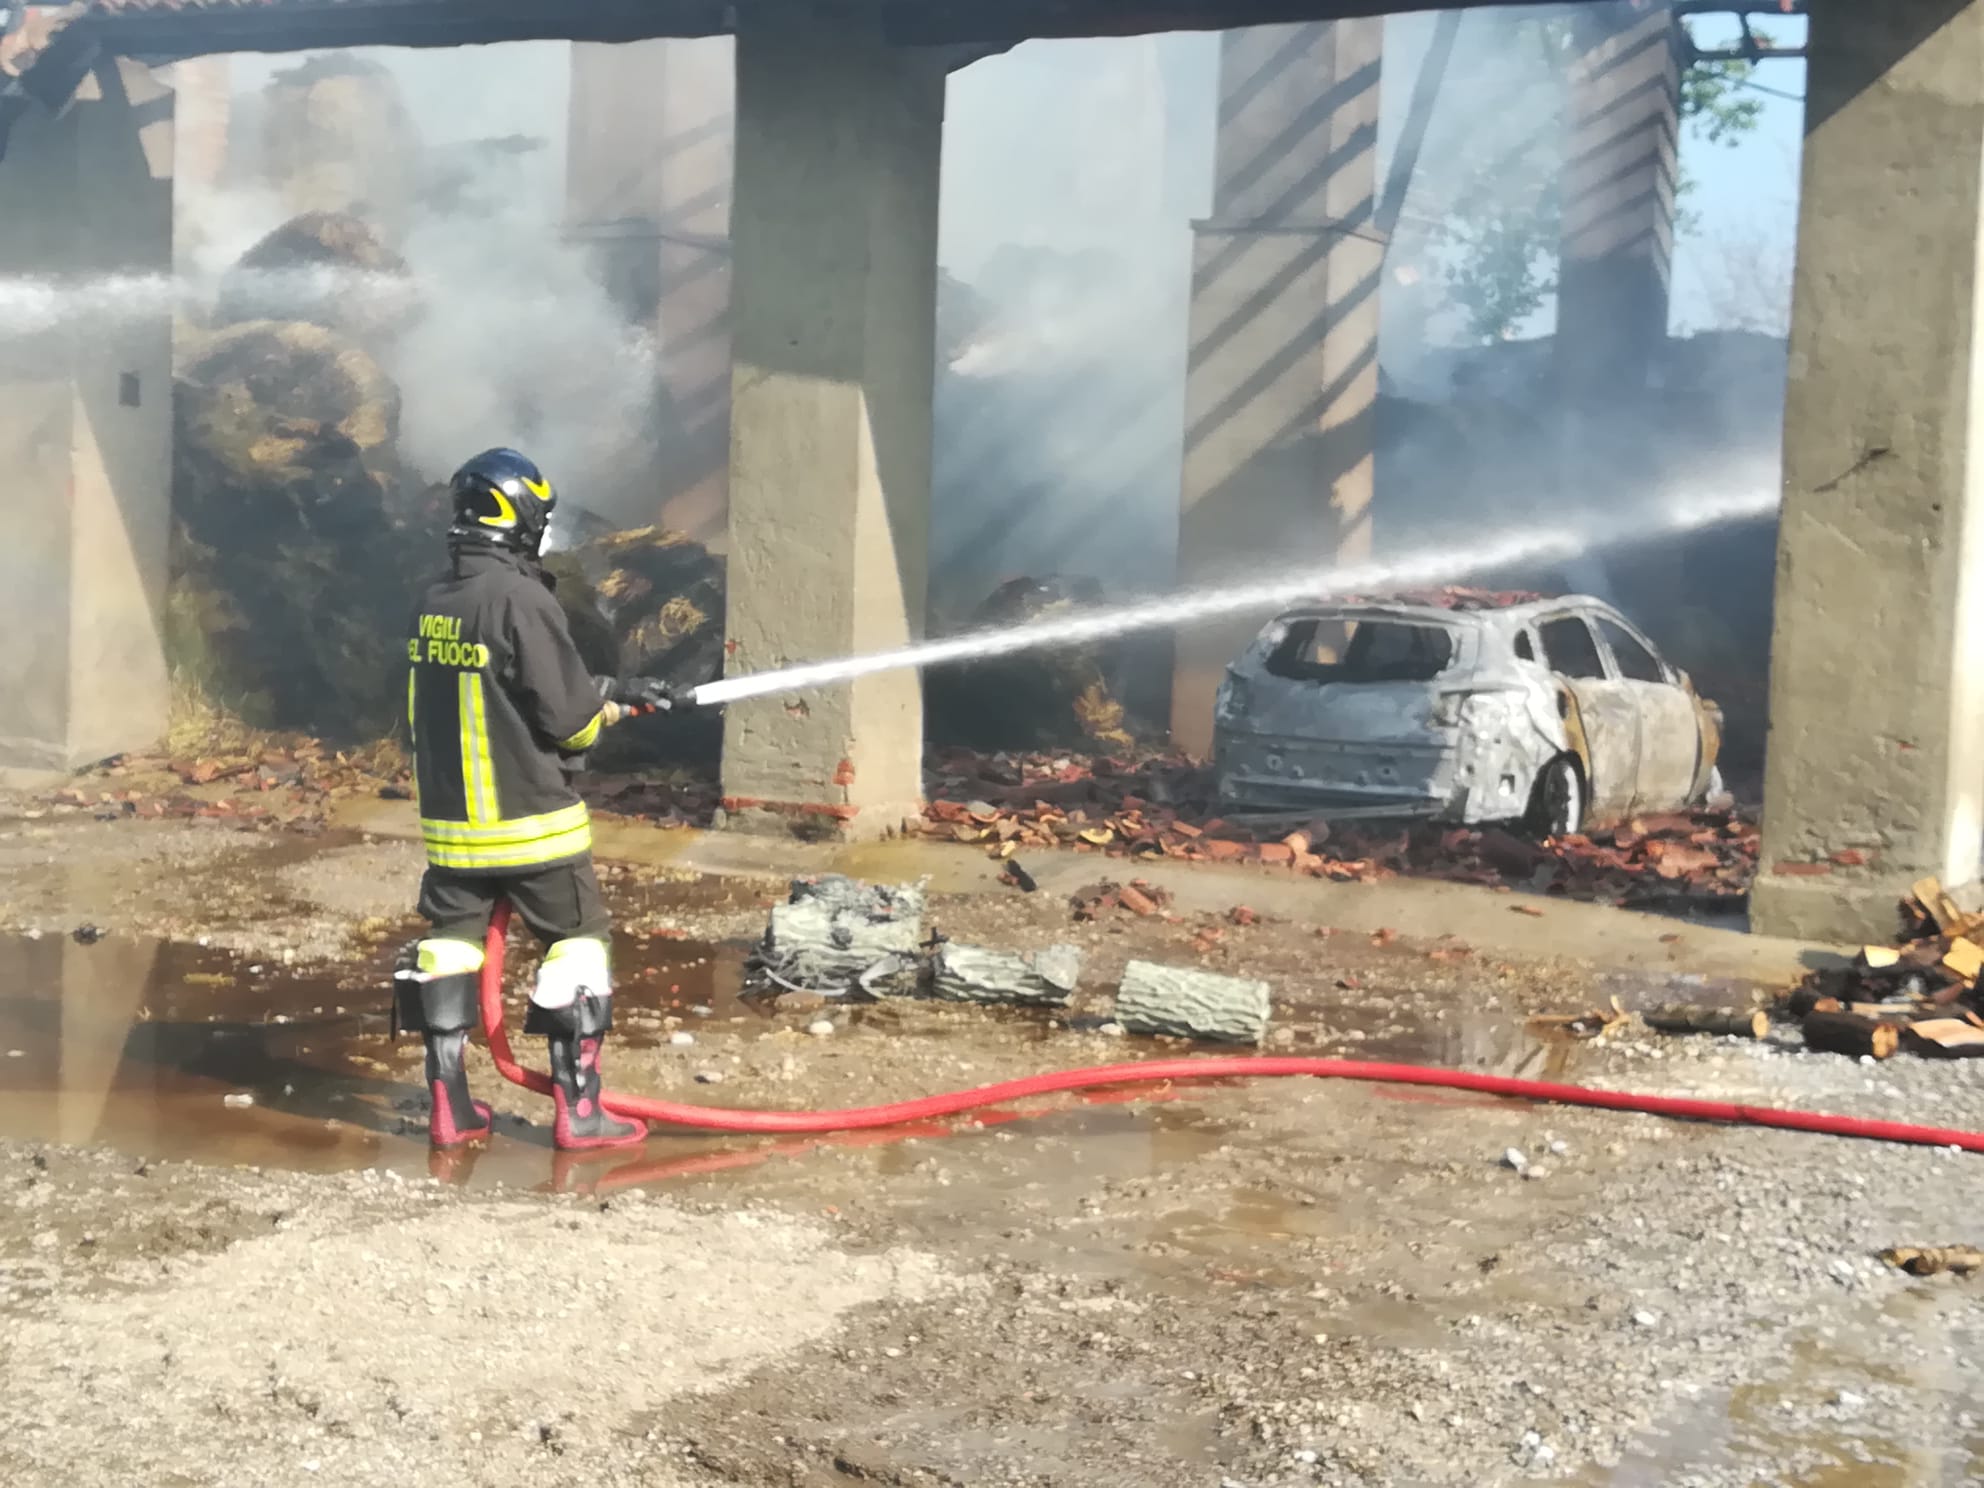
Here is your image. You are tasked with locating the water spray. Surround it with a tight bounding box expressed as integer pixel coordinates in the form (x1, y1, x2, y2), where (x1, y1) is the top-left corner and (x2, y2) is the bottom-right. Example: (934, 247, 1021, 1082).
(0, 267, 420, 335)
(689, 483, 1778, 710)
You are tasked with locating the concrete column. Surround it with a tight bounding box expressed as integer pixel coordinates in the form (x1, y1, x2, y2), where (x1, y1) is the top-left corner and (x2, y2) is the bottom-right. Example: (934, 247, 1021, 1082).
(0, 59, 174, 772)
(1552, 3, 1680, 602)
(162, 56, 229, 282)
(1753, 0, 1984, 942)
(1555, 2, 1679, 397)
(1171, 21, 1383, 758)
(566, 38, 735, 547)
(719, 10, 942, 838)
(652, 38, 735, 549)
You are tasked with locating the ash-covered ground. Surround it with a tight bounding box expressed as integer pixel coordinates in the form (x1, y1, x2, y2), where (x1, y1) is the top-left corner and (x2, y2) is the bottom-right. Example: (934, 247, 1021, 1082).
(1, 794, 1980, 1488)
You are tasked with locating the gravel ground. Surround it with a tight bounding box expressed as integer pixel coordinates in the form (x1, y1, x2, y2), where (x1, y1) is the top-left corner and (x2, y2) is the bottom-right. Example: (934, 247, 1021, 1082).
(2, 805, 1982, 1487)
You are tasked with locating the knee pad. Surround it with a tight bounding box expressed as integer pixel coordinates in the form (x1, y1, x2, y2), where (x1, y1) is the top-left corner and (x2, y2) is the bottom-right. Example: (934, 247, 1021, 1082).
(528, 937, 611, 1009)
(391, 938, 486, 1037)
(525, 936, 613, 1037)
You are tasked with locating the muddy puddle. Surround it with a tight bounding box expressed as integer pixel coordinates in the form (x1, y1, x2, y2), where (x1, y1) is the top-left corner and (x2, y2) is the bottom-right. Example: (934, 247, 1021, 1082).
(1578, 1296, 1984, 1486)
(0, 920, 1593, 1201)
(0, 924, 743, 1183)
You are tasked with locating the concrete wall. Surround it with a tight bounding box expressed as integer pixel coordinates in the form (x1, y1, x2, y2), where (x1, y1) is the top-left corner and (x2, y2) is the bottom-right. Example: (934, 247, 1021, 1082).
(567, 37, 735, 547)
(1171, 21, 1383, 759)
(720, 13, 943, 837)
(0, 60, 174, 772)
(1753, 0, 1984, 941)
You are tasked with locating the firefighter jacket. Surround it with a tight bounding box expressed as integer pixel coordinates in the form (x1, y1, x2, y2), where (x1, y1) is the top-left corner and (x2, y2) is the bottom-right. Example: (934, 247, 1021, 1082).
(406, 544, 608, 874)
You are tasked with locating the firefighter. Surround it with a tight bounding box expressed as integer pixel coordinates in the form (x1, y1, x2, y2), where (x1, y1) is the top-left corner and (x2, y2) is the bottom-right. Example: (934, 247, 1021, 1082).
(391, 448, 690, 1151)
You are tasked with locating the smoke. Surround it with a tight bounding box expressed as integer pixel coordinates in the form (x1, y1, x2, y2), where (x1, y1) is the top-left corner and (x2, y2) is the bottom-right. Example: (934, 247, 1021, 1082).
(382, 151, 665, 520)
(930, 35, 1213, 603)
(206, 42, 666, 525)
(1376, 6, 1573, 397)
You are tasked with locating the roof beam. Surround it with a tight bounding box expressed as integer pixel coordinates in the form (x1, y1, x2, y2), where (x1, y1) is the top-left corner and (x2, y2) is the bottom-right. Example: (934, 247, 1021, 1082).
(81, 0, 1596, 57)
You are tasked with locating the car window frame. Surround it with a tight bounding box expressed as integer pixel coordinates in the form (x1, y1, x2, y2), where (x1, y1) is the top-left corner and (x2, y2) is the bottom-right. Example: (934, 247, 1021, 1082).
(1533, 610, 1614, 683)
(1256, 612, 1466, 685)
(1590, 611, 1675, 687)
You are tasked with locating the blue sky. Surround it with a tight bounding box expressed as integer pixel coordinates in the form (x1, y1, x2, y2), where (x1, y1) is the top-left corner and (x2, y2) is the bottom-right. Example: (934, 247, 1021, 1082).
(1134, 11, 1810, 340)
(1668, 12, 1808, 335)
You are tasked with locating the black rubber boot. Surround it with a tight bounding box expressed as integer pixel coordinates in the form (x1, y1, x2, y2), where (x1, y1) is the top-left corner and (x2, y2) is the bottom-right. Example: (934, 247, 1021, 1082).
(527, 990, 647, 1151)
(392, 943, 492, 1150)
(424, 1029, 493, 1148)
(546, 1033, 646, 1150)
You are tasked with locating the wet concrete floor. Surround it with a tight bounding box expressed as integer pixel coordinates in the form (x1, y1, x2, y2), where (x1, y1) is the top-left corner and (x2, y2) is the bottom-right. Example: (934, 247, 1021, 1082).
(0, 924, 756, 1186)
(0, 912, 1583, 1197)
(2, 916, 1973, 1486)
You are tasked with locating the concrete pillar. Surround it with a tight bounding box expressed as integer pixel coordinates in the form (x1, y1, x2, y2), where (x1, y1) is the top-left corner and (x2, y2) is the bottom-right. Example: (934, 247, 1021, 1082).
(1552, 3, 1680, 600)
(1753, 0, 1984, 942)
(566, 38, 735, 547)
(719, 10, 942, 838)
(1555, 2, 1679, 397)
(162, 55, 229, 281)
(1171, 22, 1383, 758)
(0, 59, 174, 772)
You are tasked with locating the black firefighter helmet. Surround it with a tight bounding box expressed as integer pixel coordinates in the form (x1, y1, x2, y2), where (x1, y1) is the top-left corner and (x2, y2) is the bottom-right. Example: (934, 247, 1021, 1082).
(449, 448, 557, 557)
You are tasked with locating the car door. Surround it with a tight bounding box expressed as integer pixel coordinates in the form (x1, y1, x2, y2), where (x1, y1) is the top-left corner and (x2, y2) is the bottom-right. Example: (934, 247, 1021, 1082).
(1535, 612, 1639, 825)
(1592, 614, 1702, 813)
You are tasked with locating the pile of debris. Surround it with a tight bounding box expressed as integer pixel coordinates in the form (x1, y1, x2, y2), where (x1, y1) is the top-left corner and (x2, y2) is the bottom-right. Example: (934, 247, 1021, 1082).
(1331, 585, 1545, 611)
(1779, 878, 1984, 1060)
(748, 874, 1270, 1043)
(46, 742, 409, 829)
(920, 750, 1758, 906)
(580, 775, 720, 829)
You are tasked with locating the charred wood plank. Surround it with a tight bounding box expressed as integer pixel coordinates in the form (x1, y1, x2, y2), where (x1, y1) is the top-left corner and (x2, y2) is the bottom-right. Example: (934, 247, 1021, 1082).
(1801, 1010, 1899, 1061)
(1644, 1004, 1769, 1039)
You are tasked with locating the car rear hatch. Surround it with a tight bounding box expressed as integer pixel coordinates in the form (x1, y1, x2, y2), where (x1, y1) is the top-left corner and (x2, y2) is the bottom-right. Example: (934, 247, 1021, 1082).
(1214, 609, 1474, 816)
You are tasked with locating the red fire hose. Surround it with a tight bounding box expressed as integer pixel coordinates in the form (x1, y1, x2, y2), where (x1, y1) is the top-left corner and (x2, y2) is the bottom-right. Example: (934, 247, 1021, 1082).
(476, 903, 1984, 1152)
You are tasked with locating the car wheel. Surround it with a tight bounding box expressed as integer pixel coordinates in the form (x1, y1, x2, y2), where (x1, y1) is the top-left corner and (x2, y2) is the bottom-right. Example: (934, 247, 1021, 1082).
(1526, 755, 1584, 838)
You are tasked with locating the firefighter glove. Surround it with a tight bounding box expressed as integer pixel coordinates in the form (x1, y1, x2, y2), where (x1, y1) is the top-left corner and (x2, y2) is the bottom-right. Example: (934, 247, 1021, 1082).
(596, 675, 688, 714)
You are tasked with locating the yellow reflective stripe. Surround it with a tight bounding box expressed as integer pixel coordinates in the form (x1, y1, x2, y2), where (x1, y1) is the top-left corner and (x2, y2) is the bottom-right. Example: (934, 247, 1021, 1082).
(423, 821, 593, 871)
(459, 673, 498, 825)
(470, 675, 499, 823)
(481, 486, 518, 530)
(420, 801, 590, 847)
(416, 938, 486, 975)
(560, 709, 605, 753)
(407, 669, 417, 741)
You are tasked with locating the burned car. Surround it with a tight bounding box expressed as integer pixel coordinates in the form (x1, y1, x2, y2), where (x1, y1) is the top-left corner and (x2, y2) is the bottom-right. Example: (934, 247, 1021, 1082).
(1212, 591, 1723, 835)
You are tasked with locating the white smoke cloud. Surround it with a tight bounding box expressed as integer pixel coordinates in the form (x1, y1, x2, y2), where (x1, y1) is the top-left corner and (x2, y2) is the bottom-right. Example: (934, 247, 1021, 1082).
(381, 155, 665, 524)
(209, 42, 665, 525)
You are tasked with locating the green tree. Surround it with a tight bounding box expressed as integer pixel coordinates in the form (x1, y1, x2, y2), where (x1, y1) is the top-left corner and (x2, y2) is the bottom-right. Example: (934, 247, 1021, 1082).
(1425, 17, 1772, 344)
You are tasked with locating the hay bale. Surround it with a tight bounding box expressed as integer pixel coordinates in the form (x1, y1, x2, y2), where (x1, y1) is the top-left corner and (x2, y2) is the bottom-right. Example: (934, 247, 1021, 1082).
(926, 576, 1138, 753)
(214, 211, 415, 345)
(178, 319, 403, 473)
(549, 525, 727, 769)
(170, 319, 421, 738)
(537, 553, 621, 680)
